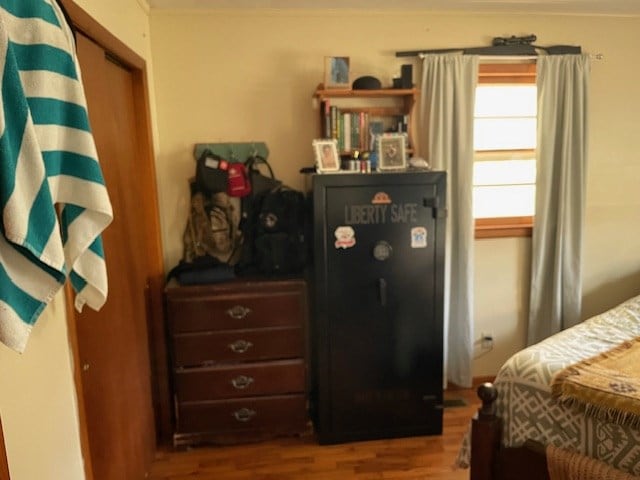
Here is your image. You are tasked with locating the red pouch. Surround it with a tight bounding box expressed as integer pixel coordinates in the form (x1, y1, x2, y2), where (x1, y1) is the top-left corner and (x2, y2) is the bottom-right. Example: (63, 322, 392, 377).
(227, 162, 252, 197)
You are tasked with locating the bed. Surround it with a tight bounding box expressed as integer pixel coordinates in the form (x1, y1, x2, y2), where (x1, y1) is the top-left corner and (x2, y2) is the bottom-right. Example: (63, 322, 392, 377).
(464, 294, 640, 480)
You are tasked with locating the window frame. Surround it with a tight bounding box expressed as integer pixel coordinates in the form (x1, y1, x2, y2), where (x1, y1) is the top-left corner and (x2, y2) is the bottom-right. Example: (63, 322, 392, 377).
(474, 63, 536, 239)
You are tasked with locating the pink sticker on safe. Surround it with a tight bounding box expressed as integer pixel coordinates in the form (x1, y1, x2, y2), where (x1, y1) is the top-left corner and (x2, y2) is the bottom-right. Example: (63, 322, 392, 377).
(335, 226, 356, 249)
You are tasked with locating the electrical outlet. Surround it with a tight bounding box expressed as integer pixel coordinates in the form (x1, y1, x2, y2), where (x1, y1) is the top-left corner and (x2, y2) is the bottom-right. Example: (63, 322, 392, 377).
(481, 333, 494, 351)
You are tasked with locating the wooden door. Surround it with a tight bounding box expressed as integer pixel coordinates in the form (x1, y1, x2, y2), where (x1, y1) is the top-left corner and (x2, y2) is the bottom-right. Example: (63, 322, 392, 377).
(0, 416, 8, 480)
(68, 32, 156, 480)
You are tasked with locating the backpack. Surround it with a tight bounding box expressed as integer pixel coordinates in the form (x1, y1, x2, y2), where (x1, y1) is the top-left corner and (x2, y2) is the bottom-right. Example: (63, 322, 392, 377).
(237, 185, 308, 275)
(183, 189, 242, 266)
(195, 149, 229, 193)
(244, 155, 281, 197)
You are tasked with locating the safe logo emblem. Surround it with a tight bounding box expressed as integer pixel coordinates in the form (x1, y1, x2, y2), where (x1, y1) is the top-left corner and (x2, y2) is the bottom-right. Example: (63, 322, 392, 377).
(334, 226, 356, 249)
(371, 192, 391, 205)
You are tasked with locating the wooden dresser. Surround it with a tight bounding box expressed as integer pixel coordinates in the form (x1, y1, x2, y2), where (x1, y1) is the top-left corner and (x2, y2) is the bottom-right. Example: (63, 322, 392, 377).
(164, 278, 309, 446)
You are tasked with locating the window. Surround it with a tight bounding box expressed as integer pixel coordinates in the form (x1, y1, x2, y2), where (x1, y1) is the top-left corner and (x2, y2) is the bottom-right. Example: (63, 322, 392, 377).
(474, 63, 536, 238)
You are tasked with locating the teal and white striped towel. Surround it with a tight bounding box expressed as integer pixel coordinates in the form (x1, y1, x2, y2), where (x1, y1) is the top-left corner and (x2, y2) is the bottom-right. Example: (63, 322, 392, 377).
(0, 0, 113, 353)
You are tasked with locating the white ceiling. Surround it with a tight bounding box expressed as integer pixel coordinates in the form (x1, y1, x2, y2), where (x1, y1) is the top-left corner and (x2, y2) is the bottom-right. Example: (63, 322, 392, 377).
(146, 0, 640, 16)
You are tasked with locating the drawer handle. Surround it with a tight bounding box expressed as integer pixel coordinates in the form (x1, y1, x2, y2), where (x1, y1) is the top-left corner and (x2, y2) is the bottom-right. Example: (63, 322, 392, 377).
(231, 375, 254, 389)
(226, 305, 252, 320)
(228, 339, 253, 353)
(232, 408, 257, 423)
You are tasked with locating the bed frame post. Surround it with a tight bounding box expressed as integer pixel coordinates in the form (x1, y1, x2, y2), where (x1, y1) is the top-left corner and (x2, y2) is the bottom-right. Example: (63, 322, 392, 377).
(470, 383, 502, 480)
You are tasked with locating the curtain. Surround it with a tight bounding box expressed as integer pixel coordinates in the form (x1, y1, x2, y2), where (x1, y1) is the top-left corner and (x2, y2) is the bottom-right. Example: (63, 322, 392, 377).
(419, 54, 478, 388)
(528, 54, 591, 345)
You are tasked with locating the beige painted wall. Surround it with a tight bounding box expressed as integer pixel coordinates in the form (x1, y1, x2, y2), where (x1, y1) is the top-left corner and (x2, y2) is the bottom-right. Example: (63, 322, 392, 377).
(0, 293, 85, 480)
(74, 0, 152, 59)
(150, 9, 640, 377)
(0, 2, 152, 479)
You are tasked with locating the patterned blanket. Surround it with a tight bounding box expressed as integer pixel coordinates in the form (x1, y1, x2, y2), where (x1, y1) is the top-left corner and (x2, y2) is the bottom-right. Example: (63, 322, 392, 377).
(551, 336, 640, 429)
(457, 294, 640, 475)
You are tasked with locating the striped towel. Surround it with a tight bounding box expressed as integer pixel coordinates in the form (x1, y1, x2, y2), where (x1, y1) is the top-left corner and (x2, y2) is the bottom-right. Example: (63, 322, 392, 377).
(0, 0, 113, 353)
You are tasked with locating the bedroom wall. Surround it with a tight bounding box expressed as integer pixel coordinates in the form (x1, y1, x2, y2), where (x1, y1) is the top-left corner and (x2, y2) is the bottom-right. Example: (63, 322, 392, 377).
(149, 8, 640, 378)
(0, 2, 153, 479)
(74, 0, 151, 58)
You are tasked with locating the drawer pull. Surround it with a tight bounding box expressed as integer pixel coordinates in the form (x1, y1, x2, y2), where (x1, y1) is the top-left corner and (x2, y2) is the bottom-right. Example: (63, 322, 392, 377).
(226, 305, 252, 320)
(231, 375, 254, 389)
(228, 339, 253, 353)
(232, 408, 257, 423)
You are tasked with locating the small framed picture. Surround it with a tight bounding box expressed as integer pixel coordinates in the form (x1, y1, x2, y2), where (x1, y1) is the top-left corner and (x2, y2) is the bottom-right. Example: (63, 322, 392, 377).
(313, 139, 340, 173)
(324, 56, 350, 89)
(377, 133, 407, 170)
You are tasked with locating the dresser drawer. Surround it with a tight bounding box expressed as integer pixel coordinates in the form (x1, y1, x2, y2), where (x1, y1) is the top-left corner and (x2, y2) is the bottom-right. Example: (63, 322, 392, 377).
(176, 394, 307, 434)
(167, 290, 304, 333)
(175, 359, 305, 401)
(172, 327, 303, 367)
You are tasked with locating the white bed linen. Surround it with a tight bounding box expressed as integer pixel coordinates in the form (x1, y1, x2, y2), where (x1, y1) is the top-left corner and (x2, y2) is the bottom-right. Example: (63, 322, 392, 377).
(459, 294, 640, 475)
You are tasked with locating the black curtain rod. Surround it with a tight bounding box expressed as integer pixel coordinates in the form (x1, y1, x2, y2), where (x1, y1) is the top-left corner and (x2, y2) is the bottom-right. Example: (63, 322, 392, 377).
(396, 35, 581, 57)
(396, 44, 543, 57)
(396, 44, 582, 58)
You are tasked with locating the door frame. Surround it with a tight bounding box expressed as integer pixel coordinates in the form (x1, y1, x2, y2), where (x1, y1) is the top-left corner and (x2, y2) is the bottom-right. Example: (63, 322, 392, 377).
(58, 2, 170, 478)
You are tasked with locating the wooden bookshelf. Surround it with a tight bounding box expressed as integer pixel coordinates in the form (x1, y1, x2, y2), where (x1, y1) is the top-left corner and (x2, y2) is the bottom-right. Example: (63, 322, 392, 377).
(314, 84, 419, 157)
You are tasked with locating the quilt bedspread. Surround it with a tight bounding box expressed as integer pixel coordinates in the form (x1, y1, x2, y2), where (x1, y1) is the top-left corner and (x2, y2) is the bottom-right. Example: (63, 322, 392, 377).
(495, 295, 640, 475)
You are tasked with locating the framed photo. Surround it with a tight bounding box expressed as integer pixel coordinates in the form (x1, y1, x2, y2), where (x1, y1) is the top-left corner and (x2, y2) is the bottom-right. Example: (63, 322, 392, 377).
(377, 133, 407, 170)
(324, 56, 350, 89)
(313, 139, 340, 173)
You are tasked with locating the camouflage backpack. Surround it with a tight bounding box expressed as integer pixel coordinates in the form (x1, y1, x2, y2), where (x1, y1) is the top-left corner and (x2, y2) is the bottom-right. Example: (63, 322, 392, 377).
(183, 190, 242, 265)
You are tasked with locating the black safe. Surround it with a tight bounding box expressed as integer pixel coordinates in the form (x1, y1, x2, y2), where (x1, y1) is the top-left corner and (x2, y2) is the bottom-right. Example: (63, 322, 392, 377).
(309, 171, 447, 444)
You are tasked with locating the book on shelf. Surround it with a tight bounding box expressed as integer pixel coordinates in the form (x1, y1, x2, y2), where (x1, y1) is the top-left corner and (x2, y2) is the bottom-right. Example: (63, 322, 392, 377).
(337, 113, 344, 151)
(397, 114, 409, 134)
(350, 113, 360, 152)
(330, 105, 339, 140)
(342, 112, 351, 152)
(320, 100, 331, 138)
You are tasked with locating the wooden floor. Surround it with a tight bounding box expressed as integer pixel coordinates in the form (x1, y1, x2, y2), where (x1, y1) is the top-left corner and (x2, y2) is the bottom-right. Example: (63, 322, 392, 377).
(148, 388, 477, 480)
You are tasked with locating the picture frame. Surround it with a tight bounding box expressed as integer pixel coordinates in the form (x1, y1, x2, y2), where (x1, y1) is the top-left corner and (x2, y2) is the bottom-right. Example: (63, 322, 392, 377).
(324, 56, 350, 89)
(377, 133, 407, 170)
(313, 139, 340, 173)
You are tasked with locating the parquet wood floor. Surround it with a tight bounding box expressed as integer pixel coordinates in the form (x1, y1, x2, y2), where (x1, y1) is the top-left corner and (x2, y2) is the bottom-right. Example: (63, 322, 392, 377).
(148, 388, 478, 480)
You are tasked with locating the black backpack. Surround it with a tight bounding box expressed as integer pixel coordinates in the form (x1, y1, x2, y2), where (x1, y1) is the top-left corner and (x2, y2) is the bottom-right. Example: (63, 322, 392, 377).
(238, 186, 308, 275)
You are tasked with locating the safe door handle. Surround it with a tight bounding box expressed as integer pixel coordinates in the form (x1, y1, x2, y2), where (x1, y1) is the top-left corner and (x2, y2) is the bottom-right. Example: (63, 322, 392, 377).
(231, 375, 254, 389)
(226, 305, 252, 319)
(228, 339, 253, 353)
(378, 278, 387, 306)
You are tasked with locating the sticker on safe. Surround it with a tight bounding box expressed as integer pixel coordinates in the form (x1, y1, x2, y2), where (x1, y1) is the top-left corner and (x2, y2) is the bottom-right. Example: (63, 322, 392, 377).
(371, 192, 392, 204)
(334, 226, 356, 249)
(411, 227, 427, 248)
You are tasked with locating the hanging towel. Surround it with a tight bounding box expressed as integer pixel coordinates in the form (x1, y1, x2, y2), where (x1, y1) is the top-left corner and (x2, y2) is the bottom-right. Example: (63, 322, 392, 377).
(0, 0, 113, 353)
